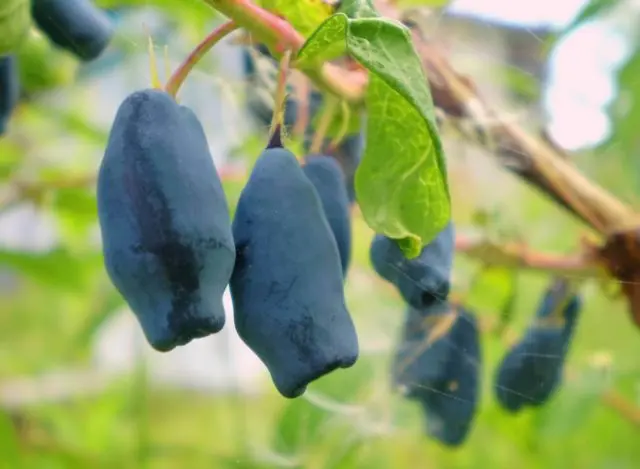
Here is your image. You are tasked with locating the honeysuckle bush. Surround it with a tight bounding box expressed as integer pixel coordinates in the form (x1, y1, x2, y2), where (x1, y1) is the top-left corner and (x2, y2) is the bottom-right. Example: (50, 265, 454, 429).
(0, 0, 639, 467)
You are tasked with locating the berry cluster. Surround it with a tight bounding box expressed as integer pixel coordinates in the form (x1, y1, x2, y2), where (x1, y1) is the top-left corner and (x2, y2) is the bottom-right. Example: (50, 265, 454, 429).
(372, 224, 582, 446)
(97, 69, 358, 398)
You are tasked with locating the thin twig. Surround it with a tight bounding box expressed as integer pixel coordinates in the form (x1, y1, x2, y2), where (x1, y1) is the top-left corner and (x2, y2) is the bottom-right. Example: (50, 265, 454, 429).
(269, 49, 293, 141)
(165, 21, 239, 98)
(328, 100, 351, 151)
(203, 0, 367, 101)
(601, 390, 640, 427)
(310, 96, 339, 154)
(455, 233, 606, 278)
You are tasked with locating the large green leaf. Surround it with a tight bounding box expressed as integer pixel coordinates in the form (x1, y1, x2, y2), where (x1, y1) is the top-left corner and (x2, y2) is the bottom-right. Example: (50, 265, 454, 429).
(297, 5, 450, 258)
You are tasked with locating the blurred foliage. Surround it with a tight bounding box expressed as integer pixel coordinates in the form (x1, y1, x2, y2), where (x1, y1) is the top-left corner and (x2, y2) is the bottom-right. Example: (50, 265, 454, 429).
(1, 0, 640, 468)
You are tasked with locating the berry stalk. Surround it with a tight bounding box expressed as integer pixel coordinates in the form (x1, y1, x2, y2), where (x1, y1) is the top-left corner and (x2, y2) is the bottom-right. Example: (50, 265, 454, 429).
(165, 21, 239, 98)
(269, 49, 293, 144)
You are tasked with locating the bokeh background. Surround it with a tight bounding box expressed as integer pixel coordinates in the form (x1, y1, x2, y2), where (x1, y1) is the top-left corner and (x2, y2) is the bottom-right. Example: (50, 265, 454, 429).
(1, 0, 639, 468)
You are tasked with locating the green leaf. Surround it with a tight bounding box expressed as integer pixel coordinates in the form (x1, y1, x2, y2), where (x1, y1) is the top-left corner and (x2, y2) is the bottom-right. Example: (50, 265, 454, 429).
(296, 13, 348, 68)
(272, 398, 330, 456)
(561, 0, 621, 36)
(51, 187, 99, 246)
(16, 29, 79, 94)
(298, 11, 451, 259)
(72, 289, 125, 352)
(337, 0, 378, 19)
(258, 0, 333, 38)
(0, 248, 101, 292)
(0, 0, 31, 55)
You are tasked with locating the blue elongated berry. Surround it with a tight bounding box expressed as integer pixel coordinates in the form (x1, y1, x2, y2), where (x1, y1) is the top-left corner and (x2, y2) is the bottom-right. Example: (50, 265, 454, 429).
(302, 155, 352, 277)
(0, 55, 19, 135)
(32, 0, 114, 61)
(392, 302, 458, 397)
(230, 137, 359, 399)
(97, 89, 236, 352)
(494, 279, 582, 412)
(370, 222, 455, 309)
(395, 304, 481, 447)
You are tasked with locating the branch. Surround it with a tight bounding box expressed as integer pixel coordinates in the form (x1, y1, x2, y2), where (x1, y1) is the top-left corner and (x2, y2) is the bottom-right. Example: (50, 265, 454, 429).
(455, 233, 606, 278)
(602, 390, 640, 428)
(409, 32, 640, 236)
(165, 21, 240, 97)
(202, 1, 639, 238)
(202, 0, 366, 102)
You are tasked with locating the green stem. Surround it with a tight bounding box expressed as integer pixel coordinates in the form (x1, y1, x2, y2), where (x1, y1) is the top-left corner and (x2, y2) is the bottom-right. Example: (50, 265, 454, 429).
(310, 96, 338, 155)
(165, 21, 239, 98)
(328, 100, 351, 151)
(269, 49, 293, 142)
(205, 0, 302, 52)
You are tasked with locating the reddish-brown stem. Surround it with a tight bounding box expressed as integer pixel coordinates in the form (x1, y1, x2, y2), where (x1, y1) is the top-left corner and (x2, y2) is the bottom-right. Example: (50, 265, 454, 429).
(165, 21, 239, 98)
(455, 233, 606, 277)
(203, 0, 366, 101)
